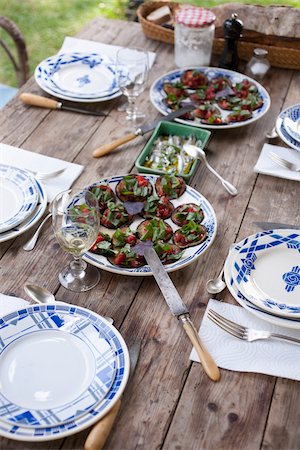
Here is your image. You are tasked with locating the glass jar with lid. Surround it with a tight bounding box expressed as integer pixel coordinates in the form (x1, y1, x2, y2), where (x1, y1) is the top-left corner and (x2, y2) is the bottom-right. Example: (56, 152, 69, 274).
(174, 6, 216, 68)
(245, 48, 271, 81)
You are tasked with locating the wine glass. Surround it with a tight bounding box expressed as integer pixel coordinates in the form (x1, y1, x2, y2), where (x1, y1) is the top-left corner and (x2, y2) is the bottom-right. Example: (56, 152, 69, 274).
(116, 47, 149, 122)
(51, 188, 100, 292)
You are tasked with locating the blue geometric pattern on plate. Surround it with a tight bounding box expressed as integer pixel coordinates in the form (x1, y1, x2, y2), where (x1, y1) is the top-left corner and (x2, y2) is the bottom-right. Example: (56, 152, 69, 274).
(81, 174, 217, 276)
(283, 266, 300, 292)
(0, 179, 47, 243)
(150, 67, 271, 130)
(35, 52, 120, 99)
(0, 304, 129, 441)
(0, 165, 39, 233)
(276, 104, 300, 151)
(0, 308, 117, 428)
(230, 230, 300, 317)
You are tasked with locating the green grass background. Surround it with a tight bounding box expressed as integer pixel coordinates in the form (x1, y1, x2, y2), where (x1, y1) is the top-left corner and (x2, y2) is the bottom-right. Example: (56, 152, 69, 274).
(0, 0, 299, 87)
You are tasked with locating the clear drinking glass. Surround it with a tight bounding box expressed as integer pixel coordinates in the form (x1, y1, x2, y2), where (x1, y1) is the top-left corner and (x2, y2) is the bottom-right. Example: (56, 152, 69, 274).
(51, 188, 100, 292)
(116, 47, 149, 122)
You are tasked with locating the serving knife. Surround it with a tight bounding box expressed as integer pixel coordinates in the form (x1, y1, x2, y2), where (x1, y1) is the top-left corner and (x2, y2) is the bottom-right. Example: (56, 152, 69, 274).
(84, 341, 141, 450)
(142, 246, 220, 382)
(92, 105, 195, 158)
(20, 93, 107, 116)
(254, 221, 299, 230)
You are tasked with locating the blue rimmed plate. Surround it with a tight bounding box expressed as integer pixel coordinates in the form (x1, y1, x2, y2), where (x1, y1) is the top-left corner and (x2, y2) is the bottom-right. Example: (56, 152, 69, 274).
(0, 179, 47, 243)
(150, 67, 271, 130)
(0, 304, 129, 441)
(230, 230, 300, 318)
(82, 174, 217, 276)
(276, 104, 300, 151)
(0, 165, 39, 233)
(224, 231, 300, 329)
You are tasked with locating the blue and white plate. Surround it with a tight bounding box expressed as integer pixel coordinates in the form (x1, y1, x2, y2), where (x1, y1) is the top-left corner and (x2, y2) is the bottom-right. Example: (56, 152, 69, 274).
(0, 165, 39, 233)
(35, 52, 122, 103)
(82, 174, 217, 276)
(224, 230, 300, 329)
(231, 230, 300, 318)
(276, 104, 300, 151)
(150, 67, 271, 130)
(0, 179, 47, 243)
(0, 304, 129, 441)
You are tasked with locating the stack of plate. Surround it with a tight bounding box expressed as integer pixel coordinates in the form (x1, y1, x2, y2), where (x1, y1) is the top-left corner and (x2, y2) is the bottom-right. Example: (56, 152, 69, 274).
(0, 303, 129, 441)
(0, 164, 47, 243)
(276, 104, 300, 151)
(224, 229, 300, 330)
(34, 52, 122, 103)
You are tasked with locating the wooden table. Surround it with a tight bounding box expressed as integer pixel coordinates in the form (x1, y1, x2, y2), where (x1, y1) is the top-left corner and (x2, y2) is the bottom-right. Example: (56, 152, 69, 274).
(1, 17, 300, 450)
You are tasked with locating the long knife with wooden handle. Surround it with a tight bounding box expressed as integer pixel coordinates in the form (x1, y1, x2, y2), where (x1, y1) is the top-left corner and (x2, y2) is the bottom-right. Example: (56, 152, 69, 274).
(84, 341, 141, 450)
(92, 104, 195, 158)
(139, 245, 220, 382)
(20, 93, 107, 116)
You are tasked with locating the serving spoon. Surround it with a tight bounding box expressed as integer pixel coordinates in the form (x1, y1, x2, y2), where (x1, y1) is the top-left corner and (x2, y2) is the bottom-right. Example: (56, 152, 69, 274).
(183, 144, 238, 196)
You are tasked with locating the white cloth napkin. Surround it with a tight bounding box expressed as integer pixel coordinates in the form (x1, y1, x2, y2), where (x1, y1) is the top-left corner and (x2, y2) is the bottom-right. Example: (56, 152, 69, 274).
(190, 299, 300, 381)
(0, 293, 29, 316)
(0, 142, 84, 202)
(60, 37, 156, 69)
(254, 143, 300, 181)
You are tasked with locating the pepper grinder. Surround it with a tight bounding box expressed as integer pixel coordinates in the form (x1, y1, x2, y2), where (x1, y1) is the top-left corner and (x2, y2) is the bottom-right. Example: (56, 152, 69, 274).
(218, 13, 243, 71)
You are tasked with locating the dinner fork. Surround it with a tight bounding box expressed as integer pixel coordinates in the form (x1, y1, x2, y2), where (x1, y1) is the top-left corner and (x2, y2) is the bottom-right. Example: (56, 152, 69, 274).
(29, 167, 66, 180)
(268, 151, 300, 172)
(207, 309, 300, 346)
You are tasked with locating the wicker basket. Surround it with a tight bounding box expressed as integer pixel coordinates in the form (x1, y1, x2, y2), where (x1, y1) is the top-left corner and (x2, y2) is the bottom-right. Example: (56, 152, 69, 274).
(137, 1, 300, 70)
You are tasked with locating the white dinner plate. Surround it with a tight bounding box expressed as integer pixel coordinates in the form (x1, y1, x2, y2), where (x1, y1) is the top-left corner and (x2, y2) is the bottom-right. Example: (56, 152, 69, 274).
(0, 179, 47, 243)
(224, 230, 300, 330)
(150, 67, 271, 130)
(276, 104, 300, 151)
(81, 174, 217, 276)
(231, 230, 300, 318)
(0, 303, 129, 441)
(0, 165, 39, 233)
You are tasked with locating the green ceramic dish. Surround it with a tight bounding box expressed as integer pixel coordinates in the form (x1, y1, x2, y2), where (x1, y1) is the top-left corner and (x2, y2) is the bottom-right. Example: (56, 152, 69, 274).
(135, 121, 211, 182)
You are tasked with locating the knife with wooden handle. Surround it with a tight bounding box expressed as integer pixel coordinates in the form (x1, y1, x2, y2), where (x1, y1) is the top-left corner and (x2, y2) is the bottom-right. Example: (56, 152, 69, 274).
(92, 104, 195, 158)
(84, 341, 141, 450)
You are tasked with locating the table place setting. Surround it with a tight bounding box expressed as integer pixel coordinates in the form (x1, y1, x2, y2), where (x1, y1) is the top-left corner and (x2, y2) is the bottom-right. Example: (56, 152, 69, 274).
(190, 299, 300, 381)
(254, 143, 300, 181)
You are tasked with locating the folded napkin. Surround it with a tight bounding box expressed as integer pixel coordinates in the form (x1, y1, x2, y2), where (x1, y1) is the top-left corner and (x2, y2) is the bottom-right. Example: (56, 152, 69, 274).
(0, 143, 84, 202)
(254, 143, 300, 181)
(60, 37, 156, 69)
(0, 293, 29, 317)
(190, 299, 300, 381)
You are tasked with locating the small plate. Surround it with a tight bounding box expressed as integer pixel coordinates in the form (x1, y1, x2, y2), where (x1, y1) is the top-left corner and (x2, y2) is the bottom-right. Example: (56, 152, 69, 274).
(224, 231, 300, 329)
(0, 179, 47, 243)
(231, 230, 300, 317)
(82, 174, 217, 276)
(0, 165, 39, 233)
(150, 67, 270, 130)
(0, 304, 129, 441)
(276, 104, 300, 151)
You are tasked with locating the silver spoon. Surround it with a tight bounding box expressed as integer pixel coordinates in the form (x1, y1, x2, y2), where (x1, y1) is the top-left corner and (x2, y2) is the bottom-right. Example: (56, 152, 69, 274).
(23, 210, 52, 251)
(206, 267, 226, 294)
(265, 126, 278, 139)
(183, 144, 238, 196)
(24, 284, 114, 324)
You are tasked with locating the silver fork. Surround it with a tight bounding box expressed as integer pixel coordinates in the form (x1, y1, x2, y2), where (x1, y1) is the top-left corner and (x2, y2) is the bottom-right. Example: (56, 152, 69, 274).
(207, 309, 300, 346)
(268, 151, 300, 172)
(28, 167, 66, 180)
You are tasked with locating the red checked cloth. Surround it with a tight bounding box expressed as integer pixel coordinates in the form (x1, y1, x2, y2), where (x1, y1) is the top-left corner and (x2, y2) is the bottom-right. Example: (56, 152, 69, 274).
(175, 6, 216, 28)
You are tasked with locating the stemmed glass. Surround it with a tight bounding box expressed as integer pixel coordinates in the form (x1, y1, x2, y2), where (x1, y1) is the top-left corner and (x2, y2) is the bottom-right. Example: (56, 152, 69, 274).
(51, 188, 100, 292)
(116, 47, 149, 122)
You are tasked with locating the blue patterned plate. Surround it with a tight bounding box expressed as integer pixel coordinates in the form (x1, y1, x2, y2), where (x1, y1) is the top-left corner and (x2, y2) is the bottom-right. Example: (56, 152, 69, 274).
(82, 174, 217, 276)
(276, 104, 300, 151)
(0, 178, 47, 243)
(150, 67, 271, 130)
(0, 165, 39, 233)
(224, 231, 300, 329)
(0, 304, 129, 441)
(230, 229, 300, 318)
